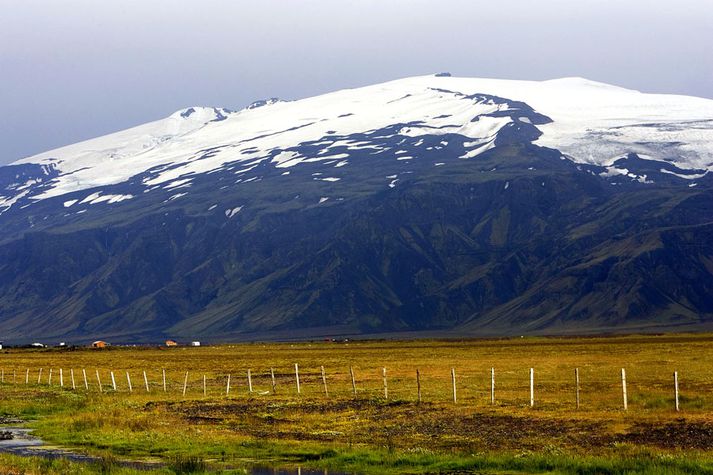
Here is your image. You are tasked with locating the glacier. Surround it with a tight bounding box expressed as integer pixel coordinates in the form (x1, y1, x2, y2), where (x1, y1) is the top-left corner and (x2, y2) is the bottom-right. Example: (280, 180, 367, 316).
(3, 75, 713, 213)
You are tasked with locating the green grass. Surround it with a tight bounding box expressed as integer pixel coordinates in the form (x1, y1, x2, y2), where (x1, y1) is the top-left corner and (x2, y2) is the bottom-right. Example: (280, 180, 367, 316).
(2, 334, 713, 473)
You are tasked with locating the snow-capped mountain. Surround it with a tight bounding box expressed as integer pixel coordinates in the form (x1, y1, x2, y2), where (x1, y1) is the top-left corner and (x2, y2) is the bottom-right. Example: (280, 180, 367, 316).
(1, 74, 712, 343)
(2, 75, 712, 215)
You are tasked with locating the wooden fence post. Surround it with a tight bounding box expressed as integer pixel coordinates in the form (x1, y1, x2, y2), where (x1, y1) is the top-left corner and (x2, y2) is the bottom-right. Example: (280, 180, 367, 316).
(82, 369, 89, 390)
(321, 366, 328, 397)
(247, 369, 253, 393)
(674, 371, 680, 412)
(110, 371, 117, 391)
(451, 368, 457, 404)
(350, 366, 357, 396)
(270, 368, 276, 393)
(48, 368, 53, 386)
(491, 367, 495, 405)
(163, 368, 167, 392)
(60, 369, 64, 387)
(529, 368, 534, 407)
(294, 364, 301, 395)
(226, 374, 231, 396)
(37, 368, 42, 384)
(575, 368, 580, 410)
(382, 367, 388, 400)
(25, 368, 29, 385)
(203, 374, 207, 397)
(96, 370, 103, 392)
(182, 371, 188, 397)
(416, 369, 422, 403)
(126, 372, 133, 393)
(71, 369, 76, 390)
(143, 371, 150, 392)
(621, 368, 628, 411)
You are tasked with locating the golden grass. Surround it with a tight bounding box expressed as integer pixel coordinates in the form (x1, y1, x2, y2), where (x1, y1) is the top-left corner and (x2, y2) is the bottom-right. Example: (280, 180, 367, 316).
(1, 333, 713, 473)
(2, 334, 712, 410)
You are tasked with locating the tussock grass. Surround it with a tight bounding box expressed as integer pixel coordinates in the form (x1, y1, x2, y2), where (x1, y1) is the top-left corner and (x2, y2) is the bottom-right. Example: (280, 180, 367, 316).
(1, 334, 713, 473)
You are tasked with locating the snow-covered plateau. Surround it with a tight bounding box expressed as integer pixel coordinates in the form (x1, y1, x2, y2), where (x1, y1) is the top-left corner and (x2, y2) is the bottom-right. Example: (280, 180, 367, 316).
(3, 74, 713, 213)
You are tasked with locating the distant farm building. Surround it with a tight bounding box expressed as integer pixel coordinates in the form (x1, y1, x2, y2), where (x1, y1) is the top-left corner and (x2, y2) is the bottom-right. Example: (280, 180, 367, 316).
(31, 342, 45, 348)
(191, 341, 201, 347)
(91, 340, 108, 348)
(165, 340, 178, 347)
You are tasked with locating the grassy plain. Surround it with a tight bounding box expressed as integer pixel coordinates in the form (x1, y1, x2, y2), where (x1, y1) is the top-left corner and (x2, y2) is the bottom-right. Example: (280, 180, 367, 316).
(1, 334, 713, 473)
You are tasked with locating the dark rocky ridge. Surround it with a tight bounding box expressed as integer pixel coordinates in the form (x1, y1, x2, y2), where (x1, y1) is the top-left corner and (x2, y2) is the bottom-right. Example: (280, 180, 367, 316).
(0, 138, 711, 343)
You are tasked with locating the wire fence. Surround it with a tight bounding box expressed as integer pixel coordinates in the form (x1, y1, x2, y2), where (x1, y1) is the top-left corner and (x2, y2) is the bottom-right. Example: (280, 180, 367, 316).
(0, 364, 703, 412)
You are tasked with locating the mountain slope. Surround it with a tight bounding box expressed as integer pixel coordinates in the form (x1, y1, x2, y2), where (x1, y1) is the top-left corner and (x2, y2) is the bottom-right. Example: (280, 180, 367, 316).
(1, 75, 712, 342)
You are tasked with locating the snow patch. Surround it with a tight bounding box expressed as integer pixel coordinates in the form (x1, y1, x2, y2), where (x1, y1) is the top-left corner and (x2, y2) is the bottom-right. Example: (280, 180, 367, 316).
(660, 168, 707, 179)
(225, 206, 243, 218)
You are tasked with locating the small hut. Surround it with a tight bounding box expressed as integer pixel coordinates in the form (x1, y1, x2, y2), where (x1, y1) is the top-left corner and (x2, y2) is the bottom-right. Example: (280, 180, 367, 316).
(165, 339, 178, 347)
(91, 340, 108, 348)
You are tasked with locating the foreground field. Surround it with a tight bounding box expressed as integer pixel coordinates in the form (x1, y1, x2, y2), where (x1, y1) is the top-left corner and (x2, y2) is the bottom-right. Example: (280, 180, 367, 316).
(1, 334, 713, 474)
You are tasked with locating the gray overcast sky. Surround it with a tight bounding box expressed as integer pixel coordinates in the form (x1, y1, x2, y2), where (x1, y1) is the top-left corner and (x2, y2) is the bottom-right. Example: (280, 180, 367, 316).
(1, 0, 711, 164)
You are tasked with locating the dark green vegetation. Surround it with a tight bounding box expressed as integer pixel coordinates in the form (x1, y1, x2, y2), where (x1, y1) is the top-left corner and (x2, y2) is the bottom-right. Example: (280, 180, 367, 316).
(1, 140, 712, 342)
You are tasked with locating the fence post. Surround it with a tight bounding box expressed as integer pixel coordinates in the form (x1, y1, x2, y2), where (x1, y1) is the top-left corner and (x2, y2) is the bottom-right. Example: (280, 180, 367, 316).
(674, 371, 680, 412)
(416, 369, 422, 403)
(226, 374, 231, 396)
(96, 370, 103, 392)
(203, 374, 207, 397)
(491, 367, 495, 405)
(126, 372, 133, 393)
(144, 371, 150, 392)
(270, 368, 277, 393)
(382, 368, 388, 400)
(12, 369, 16, 384)
(37, 368, 43, 384)
(621, 368, 628, 411)
(451, 368, 457, 403)
(48, 368, 53, 385)
(294, 364, 301, 395)
(182, 372, 188, 397)
(83, 369, 89, 390)
(71, 369, 76, 390)
(25, 368, 29, 385)
(163, 368, 167, 392)
(529, 368, 534, 407)
(321, 366, 328, 397)
(60, 369, 64, 387)
(110, 371, 117, 391)
(350, 366, 357, 396)
(247, 369, 253, 393)
(575, 368, 580, 410)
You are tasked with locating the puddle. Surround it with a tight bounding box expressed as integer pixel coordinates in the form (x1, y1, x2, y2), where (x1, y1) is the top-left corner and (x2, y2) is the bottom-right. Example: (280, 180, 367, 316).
(0, 426, 161, 470)
(0, 425, 353, 474)
(250, 469, 340, 475)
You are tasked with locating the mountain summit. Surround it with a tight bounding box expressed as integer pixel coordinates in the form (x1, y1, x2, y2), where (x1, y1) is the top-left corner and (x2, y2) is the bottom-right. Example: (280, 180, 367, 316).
(1, 75, 712, 342)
